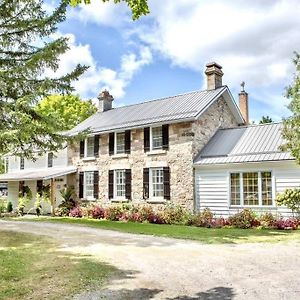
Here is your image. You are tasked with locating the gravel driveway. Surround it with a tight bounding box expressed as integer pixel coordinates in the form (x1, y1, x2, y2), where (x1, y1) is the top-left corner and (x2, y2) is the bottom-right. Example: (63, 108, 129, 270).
(1, 220, 300, 300)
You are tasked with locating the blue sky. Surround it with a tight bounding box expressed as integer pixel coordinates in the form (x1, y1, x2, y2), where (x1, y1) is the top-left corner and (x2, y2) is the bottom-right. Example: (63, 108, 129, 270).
(48, 0, 300, 122)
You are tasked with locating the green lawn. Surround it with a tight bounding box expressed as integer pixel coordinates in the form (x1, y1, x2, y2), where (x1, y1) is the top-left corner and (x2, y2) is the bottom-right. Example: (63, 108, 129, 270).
(12, 216, 300, 244)
(0, 230, 116, 300)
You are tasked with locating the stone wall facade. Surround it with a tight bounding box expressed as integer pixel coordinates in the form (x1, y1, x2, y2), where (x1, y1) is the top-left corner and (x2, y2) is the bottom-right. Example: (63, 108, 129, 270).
(69, 96, 238, 211)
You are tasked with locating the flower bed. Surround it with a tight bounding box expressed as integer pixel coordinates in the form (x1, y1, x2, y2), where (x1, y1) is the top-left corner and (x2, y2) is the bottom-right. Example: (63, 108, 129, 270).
(54, 203, 300, 230)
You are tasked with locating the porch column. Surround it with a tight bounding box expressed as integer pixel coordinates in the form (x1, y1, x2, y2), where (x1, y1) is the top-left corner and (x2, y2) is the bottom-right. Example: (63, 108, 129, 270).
(50, 178, 55, 216)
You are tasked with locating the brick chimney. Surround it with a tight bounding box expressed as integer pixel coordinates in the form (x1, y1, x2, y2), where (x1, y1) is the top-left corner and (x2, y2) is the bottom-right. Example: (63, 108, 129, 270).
(97, 90, 114, 112)
(205, 62, 224, 90)
(239, 82, 249, 124)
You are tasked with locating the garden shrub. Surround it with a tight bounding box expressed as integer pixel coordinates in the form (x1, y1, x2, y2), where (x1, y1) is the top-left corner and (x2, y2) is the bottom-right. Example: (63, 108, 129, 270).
(90, 205, 105, 219)
(190, 208, 214, 227)
(259, 212, 277, 228)
(228, 209, 259, 229)
(136, 205, 154, 222)
(276, 188, 300, 215)
(274, 218, 298, 230)
(162, 204, 188, 224)
(105, 205, 124, 221)
(54, 207, 70, 217)
(69, 206, 83, 218)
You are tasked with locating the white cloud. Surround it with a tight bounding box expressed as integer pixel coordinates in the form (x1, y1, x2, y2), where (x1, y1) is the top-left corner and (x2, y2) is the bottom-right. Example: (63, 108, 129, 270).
(45, 33, 152, 100)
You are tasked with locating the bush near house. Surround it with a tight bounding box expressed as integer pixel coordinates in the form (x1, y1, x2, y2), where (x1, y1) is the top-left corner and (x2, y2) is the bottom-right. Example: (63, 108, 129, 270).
(56, 202, 300, 230)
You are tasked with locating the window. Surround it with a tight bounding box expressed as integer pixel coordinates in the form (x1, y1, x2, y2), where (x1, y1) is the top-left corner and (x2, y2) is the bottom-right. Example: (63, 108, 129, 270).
(151, 127, 163, 150)
(230, 171, 273, 206)
(115, 170, 126, 198)
(47, 153, 53, 168)
(150, 168, 164, 198)
(20, 157, 24, 170)
(84, 171, 94, 199)
(116, 132, 125, 154)
(261, 172, 272, 206)
(86, 137, 94, 157)
(230, 173, 240, 205)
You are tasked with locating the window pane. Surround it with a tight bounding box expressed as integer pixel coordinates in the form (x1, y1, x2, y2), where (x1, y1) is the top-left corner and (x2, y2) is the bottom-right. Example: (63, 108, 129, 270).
(152, 127, 163, 149)
(152, 168, 164, 197)
(115, 170, 125, 197)
(230, 173, 240, 205)
(85, 171, 94, 198)
(20, 157, 24, 170)
(86, 137, 94, 157)
(262, 172, 272, 206)
(116, 132, 125, 154)
(243, 172, 259, 205)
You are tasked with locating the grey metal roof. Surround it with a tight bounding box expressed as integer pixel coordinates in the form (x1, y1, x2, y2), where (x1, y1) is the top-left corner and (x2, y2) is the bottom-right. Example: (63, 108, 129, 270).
(0, 166, 77, 181)
(194, 122, 293, 165)
(67, 86, 243, 135)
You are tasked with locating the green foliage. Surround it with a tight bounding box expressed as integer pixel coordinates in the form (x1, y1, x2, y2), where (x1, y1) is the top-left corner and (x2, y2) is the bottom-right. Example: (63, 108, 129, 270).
(161, 204, 188, 224)
(69, 0, 149, 20)
(276, 188, 300, 214)
(36, 95, 97, 130)
(259, 212, 277, 228)
(0, 0, 87, 159)
(229, 209, 258, 229)
(6, 201, 13, 213)
(17, 197, 30, 216)
(259, 115, 273, 124)
(281, 52, 300, 163)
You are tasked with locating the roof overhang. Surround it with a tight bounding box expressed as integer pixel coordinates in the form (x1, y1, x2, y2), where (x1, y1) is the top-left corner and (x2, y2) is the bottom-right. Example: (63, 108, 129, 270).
(0, 166, 77, 182)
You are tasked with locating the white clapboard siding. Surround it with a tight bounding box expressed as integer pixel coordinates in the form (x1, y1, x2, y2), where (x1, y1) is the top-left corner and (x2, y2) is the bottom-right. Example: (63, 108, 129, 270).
(195, 161, 300, 218)
(7, 181, 19, 209)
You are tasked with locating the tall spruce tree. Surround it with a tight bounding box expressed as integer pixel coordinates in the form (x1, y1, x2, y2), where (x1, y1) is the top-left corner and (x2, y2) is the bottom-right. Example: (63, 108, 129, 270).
(0, 0, 87, 158)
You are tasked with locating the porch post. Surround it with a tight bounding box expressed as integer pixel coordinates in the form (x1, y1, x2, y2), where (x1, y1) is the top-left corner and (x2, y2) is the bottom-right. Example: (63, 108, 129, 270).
(50, 178, 55, 216)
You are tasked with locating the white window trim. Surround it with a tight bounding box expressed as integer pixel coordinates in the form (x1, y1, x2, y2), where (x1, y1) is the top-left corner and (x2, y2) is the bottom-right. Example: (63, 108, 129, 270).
(84, 137, 95, 158)
(229, 170, 274, 207)
(150, 126, 163, 151)
(114, 131, 126, 155)
(149, 167, 164, 200)
(84, 171, 95, 200)
(113, 169, 126, 200)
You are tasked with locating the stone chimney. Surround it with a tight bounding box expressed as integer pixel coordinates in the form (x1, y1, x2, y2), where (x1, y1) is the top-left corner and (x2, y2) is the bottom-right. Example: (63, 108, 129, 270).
(239, 82, 249, 124)
(205, 62, 224, 90)
(97, 90, 114, 112)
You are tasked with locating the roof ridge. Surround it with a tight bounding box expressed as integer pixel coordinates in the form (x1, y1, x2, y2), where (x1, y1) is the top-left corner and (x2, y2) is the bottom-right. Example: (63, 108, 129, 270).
(97, 86, 227, 114)
(218, 121, 282, 131)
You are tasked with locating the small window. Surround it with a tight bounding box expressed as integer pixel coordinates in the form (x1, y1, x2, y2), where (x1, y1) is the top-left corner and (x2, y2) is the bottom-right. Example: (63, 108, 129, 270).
(5, 157, 9, 173)
(84, 171, 94, 199)
(86, 137, 94, 157)
(115, 170, 126, 198)
(47, 153, 53, 168)
(230, 173, 240, 205)
(116, 132, 125, 154)
(20, 157, 24, 170)
(151, 127, 163, 150)
(150, 168, 164, 198)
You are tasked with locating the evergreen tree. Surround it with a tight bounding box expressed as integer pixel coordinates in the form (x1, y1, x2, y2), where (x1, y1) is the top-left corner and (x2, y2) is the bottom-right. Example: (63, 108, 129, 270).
(282, 52, 300, 163)
(0, 0, 87, 158)
(259, 115, 273, 124)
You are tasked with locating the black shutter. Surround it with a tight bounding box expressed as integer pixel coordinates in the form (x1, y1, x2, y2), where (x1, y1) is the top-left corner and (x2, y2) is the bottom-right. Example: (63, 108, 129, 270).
(108, 170, 114, 199)
(94, 135, 100, 157)
(143, 168, 149, 199)
(125, 169, 132, 199)
(79, 172, 84, 198)
(163, 167, 170, 200)
(125, 130, 131, 154)
(93, 171, 99, 199)
(37, 180, 43, 196)
(144, 127, 150, 152)
(80, 140, 85, 158)
(162, 124, 169, 150)
(109, 133, 114, 155)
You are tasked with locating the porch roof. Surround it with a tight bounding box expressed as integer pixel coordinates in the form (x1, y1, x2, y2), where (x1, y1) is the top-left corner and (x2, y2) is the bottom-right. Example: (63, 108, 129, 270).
(0, 166, 77, 182)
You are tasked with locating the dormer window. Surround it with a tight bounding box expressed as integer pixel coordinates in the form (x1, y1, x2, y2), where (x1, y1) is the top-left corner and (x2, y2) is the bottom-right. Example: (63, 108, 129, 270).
(20, 157, 24, 170)
(48, 152, 53, 168)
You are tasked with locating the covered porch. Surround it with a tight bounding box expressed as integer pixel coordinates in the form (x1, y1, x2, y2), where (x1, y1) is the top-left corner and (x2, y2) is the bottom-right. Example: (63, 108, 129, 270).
(0, 166, 77, 214)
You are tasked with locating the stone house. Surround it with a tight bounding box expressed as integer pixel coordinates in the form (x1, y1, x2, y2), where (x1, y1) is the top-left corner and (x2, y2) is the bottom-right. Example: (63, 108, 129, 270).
(1, 62, 299, 217)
